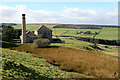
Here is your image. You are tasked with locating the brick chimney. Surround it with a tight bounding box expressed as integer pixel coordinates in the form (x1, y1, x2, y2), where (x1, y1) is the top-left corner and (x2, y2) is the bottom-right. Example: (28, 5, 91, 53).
(21, 14, 26, 44)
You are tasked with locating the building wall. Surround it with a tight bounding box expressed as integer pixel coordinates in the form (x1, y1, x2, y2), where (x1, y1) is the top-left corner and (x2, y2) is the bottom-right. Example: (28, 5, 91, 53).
(20, 26, 53, 43)
(34, 31, 38, 36)
(20, 35, 38, 43)
(34, 27, 53, 42)
(26, 36, 38, 43)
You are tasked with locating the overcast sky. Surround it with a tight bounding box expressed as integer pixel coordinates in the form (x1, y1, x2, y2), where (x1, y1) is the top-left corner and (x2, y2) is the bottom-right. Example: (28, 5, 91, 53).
(0, 2, 118, 25)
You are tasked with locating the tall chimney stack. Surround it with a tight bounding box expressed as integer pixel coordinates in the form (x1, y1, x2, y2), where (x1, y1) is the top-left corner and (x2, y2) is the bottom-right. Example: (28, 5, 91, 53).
(21, 14, 26, 44)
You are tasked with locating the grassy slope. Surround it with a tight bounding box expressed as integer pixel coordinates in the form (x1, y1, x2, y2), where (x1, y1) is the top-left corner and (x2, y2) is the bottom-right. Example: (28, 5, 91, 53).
(51, 38, 119, 57)
(2, 48, 91, 79)
(51, 38, 94, 50)
(52, 28, 119, 40)
(95, 27, 118, 40)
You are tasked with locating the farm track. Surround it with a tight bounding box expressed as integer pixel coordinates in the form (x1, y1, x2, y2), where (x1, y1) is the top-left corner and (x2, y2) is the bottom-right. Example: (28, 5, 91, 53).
(97, 45, 119, 52)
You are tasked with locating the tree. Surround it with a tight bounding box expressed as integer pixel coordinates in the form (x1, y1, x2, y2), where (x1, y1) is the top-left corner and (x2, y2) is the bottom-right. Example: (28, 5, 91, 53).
(14, 29, 22, 39)
(2, 26, 15, 42)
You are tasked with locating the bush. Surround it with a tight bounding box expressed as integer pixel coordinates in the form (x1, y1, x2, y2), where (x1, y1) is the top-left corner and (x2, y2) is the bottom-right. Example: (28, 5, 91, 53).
(32, 39, 50, 48)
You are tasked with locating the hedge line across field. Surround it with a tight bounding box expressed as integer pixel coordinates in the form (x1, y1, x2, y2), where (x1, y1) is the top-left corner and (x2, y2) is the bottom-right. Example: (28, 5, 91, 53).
(61, 36, 120, 46)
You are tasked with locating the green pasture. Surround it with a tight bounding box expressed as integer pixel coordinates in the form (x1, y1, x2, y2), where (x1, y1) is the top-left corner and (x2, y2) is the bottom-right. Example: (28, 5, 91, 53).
(95, 27, 118, 40)
(52, 28, 119, 40)
(52, 28, 100, 38)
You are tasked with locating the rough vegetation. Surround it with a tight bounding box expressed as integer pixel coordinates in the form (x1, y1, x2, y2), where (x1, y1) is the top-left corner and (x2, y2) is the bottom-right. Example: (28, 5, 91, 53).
(2, 48, 89, 79)
(11, 44, 118, 78)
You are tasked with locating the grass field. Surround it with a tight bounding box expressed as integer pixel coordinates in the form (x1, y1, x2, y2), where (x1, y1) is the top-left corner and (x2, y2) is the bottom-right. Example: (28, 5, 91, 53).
(52, 28, 119, 40)
(95, 27, 118, 40)
(2, 48, 90, 79)
(52, 28, 100, 38)
(11, 44, 118, 78)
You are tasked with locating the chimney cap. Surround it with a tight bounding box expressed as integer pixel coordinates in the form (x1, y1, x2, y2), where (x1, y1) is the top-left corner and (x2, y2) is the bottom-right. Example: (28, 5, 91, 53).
(22, 14, 25, 16)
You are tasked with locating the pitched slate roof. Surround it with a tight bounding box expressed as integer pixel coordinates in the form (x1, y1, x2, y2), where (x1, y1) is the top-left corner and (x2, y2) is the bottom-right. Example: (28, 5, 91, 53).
(26, 31, 37, 37)
(35, 25, 52, 31)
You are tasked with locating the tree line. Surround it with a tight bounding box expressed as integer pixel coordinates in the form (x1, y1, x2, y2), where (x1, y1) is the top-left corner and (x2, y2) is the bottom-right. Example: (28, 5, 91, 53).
(1, 25, 21, 42)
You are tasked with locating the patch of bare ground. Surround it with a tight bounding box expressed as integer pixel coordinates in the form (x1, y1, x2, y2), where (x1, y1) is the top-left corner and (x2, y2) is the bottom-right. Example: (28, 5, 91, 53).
(11, 44, 118, 78)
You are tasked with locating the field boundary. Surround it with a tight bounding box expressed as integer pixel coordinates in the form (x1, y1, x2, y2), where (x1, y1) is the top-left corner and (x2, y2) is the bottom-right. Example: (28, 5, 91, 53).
(60, 36, 120, 46)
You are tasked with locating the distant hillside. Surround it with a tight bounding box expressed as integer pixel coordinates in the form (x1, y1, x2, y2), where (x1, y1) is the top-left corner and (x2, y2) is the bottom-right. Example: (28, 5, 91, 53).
(53, 24, 120, 29)
(0, 23, 17, 26)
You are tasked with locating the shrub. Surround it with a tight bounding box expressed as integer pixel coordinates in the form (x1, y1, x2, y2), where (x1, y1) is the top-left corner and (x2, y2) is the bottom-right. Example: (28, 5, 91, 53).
(32, 39, 50, 48)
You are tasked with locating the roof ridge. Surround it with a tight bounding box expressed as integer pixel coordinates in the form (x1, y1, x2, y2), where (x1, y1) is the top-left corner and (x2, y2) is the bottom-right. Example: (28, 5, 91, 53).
(35, 25, 52, 31)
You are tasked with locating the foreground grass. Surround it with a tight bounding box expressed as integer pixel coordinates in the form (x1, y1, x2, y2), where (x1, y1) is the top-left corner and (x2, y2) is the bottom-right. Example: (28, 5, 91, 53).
(2, 48, 90, 79)
(11, 44, 118, 78)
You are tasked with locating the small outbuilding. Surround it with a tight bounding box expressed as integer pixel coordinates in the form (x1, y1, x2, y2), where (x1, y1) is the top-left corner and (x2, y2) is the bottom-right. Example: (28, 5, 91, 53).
(26, 31, 38, 43)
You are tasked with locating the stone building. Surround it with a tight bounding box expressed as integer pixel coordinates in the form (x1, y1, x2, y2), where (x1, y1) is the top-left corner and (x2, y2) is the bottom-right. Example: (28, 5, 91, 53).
(26, 31, 38, 43)
(20, 14, 52, 43)
(20, 25, 53, 43)
(34, 25, 53, 41)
